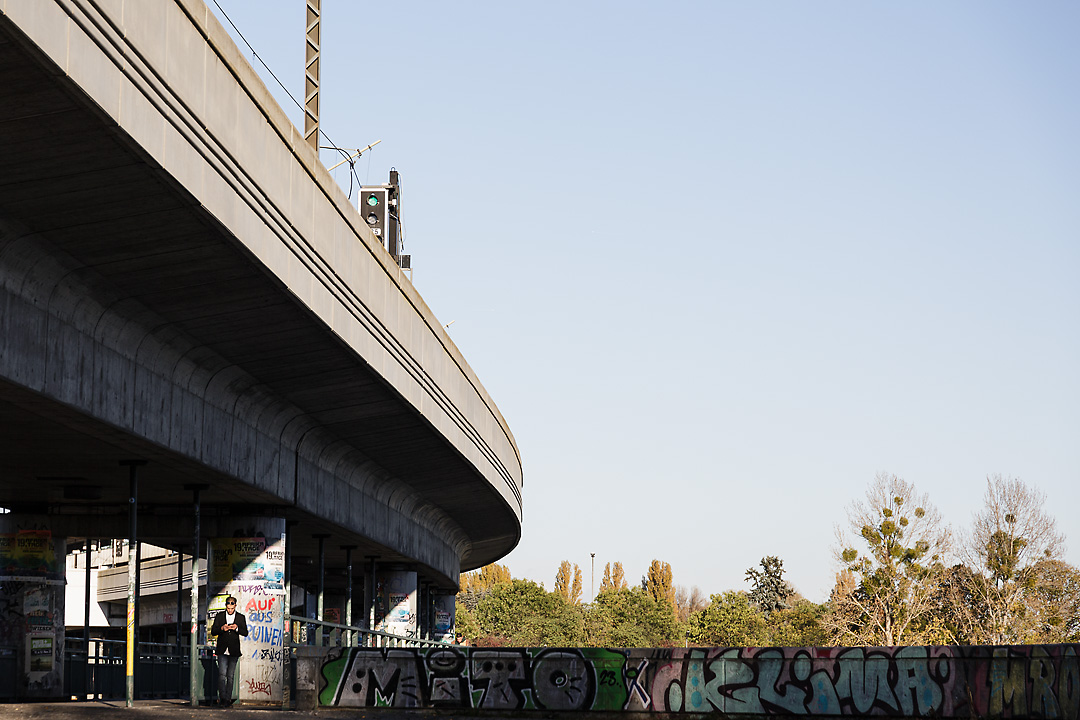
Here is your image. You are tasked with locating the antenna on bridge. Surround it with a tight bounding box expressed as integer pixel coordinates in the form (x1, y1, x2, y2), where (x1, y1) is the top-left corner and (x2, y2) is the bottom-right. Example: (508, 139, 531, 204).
(326, 140, 382, 171)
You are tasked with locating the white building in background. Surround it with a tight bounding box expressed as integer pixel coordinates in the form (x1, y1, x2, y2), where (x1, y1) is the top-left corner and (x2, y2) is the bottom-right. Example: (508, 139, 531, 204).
(64, 541, 205, 644)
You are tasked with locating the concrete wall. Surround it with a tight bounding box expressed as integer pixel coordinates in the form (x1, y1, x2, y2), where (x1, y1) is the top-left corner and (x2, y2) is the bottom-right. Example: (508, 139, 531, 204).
(315, 644, 1080, 718)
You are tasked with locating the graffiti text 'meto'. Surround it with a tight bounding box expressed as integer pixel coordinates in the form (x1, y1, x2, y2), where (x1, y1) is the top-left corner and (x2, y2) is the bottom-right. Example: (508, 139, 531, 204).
(318, 644, 1080, 717)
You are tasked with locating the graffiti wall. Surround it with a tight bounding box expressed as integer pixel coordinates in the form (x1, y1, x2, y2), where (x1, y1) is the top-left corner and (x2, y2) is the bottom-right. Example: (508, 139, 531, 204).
(318, 644, 1080, 718)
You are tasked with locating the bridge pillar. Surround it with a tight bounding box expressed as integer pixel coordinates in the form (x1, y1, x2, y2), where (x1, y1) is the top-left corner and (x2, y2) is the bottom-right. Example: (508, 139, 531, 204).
(373, 566, 418, 639)
(365, 556, 378, 643)
(433, 591, 457, 643)
(341, 545, 356, 646)
(0, 514, 66, 699)
(207, 517, 287, 704)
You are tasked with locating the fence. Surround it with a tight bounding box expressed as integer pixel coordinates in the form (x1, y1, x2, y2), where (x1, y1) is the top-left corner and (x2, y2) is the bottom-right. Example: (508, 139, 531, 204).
(63, 638, 210, 700)
(47, 616, 443, 702)
(287, 615, 447, 650)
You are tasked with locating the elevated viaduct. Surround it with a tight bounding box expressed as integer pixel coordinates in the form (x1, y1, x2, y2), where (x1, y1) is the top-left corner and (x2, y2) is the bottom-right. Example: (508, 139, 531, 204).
(0, 0, 521, 699)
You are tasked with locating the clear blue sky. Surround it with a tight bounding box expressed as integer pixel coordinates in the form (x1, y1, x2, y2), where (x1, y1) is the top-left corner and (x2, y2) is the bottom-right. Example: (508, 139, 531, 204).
(212, 1, 1080, 602)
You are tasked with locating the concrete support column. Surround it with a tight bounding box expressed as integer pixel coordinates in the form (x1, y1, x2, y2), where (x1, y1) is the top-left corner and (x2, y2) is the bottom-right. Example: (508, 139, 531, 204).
(207, 517, 287, 704)
(419, 581, 428, 640)
(175, 545, 183, 693)
(313, 534, 329, 647)
(433, 592, 457, 643)
(365, 556, 378, 645)
(83, 537, 92, 697)
(0, 514, 66, 699)
(282, 521, 297, 711)
(375, 567, 417, 640)
(186, 484, 207, 707)
(342, 545, 356, 646)
(121, 459, 146, 707)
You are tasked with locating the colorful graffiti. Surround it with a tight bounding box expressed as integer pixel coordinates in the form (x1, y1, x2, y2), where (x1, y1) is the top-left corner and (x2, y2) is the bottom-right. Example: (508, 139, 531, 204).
(318, 644, 1080, 717)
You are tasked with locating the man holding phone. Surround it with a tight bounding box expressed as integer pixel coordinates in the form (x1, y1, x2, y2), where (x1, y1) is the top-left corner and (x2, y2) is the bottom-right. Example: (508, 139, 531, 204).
(211, 595, 248, 706)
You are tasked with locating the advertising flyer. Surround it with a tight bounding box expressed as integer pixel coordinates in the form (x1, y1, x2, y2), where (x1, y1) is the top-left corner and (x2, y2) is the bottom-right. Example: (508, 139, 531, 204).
(0, 531, 59, 582)
(28, 634, 53, 673)
(388, 593, 410, 623)
(210, 537, 285, 592)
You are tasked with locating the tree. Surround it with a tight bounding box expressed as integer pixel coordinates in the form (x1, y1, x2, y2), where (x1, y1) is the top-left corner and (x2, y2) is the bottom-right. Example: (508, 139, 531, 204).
(474, 579, 585, 646)
(745, 556, 793, 613)
(643, 560, 675, 609)
(458, 563, 512, 611)
(600, 563, 613, 593)
(922, 563, 988, 645)
(554, 560, 583, 603)
(687, 591, 767, 647)
(599, 562, 628, 595)
(612, 562, 627, 591)
(459, 563, 512, 594)
(765, 600, 829, 647)
(586, 587, 681, 647)
(960, 475, 1065, 644)
(827, 473, 951, 646)
(1025, 559, 1080, 643)
(675, 585, 708, 623)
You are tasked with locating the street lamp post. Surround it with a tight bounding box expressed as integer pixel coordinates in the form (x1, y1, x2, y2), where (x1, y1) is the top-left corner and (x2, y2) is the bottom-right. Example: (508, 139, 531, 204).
(590, 553, 595, 602)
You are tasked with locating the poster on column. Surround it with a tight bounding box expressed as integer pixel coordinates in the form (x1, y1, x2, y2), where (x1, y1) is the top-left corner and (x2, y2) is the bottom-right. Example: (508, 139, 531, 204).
(433, 594, 456, 643)
(0, 530, 62, 583)
(376, 570, 417, 637)
(209, 536, 286, 703)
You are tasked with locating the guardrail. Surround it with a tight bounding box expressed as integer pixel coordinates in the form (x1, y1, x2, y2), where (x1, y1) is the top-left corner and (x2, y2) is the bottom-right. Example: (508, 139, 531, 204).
(52, 620, 444, 702)
(287, 615, 448, 649)
(62, 637, 212, 700)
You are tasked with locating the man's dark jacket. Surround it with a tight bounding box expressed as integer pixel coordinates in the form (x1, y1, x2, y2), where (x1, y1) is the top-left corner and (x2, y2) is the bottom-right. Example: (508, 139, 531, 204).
(211, 610, 249, 656)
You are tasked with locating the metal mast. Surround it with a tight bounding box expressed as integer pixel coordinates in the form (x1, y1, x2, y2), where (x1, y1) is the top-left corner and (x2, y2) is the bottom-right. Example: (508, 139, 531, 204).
(304, 0, 320, 149)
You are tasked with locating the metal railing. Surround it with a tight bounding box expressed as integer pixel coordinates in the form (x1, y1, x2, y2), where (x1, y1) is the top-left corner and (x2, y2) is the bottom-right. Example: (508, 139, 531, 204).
(287, 615, 447, 649)
(62, 637, 214, 701)
(51, 619, 443, 701)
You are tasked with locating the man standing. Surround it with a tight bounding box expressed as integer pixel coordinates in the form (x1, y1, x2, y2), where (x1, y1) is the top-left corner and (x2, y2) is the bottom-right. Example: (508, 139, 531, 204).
(211, 596, 248, 706)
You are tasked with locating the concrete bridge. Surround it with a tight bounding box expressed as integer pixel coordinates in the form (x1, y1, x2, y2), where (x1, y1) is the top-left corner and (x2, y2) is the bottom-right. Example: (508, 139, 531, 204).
(0, 0, 521, 700)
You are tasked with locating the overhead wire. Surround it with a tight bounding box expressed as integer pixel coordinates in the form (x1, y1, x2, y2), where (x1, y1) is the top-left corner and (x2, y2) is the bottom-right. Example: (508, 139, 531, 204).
(212, 3, 403, 263)
(212, 0, 354, 185)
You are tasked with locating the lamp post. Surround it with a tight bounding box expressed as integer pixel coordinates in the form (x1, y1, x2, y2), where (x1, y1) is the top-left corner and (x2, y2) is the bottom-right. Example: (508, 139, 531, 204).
(590, 553, 595, 602)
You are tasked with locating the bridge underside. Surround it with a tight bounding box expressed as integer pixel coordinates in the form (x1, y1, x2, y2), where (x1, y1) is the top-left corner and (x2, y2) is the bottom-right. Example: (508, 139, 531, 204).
(0, 13, 518, 589)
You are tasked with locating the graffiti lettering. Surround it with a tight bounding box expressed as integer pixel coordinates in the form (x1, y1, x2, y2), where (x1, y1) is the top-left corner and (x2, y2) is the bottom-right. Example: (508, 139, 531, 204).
(244, 596, 276, 613)
(249, 625, 282, 644)
(315, 643, 1080, 717)
(245, 678, 272, 696)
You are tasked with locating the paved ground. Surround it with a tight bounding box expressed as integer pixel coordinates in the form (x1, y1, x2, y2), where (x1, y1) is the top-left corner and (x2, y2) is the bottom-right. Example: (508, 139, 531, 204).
(0, 699, 451, 719)
(0, 700, 295, 719)
(0, 700, 677, 720)
(0, 701, 580, 720)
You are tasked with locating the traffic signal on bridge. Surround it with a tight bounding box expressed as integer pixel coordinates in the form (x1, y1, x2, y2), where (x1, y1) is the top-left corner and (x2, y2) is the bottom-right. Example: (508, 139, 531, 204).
(361, 187, 388, 242)
(360, 172, 404, 266)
